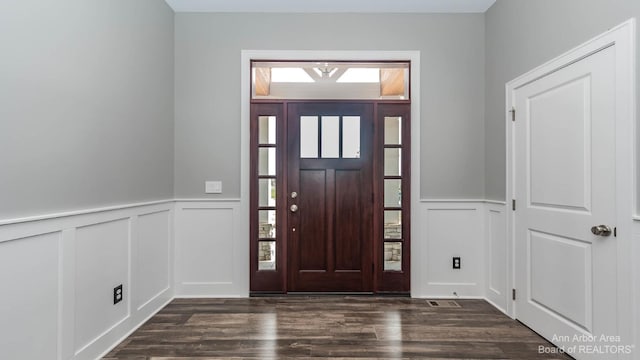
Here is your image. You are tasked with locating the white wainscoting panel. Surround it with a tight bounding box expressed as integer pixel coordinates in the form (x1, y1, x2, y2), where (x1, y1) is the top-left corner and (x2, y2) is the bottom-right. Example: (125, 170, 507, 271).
(414, 201, 485, 298)
(0, 232, 61, 360)
(74, 218, 130, 355)
(135, 210, 171, 311)
(634, 219, 640, 355)
(485, 203, 508, 312)
(174, 200, 247, 297)
(0, 201, 174, 360)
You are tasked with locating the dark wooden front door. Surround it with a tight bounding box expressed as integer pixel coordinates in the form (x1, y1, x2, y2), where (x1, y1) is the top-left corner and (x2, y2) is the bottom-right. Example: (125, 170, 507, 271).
(287, 102, 373, 292)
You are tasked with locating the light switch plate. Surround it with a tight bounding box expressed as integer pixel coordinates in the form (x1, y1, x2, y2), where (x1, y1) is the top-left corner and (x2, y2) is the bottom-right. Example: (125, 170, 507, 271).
(205, 181, 222, 194)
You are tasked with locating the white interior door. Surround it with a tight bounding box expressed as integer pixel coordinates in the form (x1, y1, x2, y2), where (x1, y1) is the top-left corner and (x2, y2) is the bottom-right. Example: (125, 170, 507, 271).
(514, 44, 617, 359)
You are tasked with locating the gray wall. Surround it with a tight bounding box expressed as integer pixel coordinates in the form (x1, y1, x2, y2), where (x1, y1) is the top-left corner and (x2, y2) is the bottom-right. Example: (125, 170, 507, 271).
(0, 0, 175, 219)
(485, 0, 640, 200)
(174, 13, 486, 200)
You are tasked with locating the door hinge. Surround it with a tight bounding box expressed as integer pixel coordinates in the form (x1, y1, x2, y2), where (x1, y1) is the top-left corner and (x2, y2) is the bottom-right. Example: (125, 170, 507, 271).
(614, 227, 617, 237)
(512, 199, 516, 211)
(512, 288, 517, 300)
(509, 107, 516, 122)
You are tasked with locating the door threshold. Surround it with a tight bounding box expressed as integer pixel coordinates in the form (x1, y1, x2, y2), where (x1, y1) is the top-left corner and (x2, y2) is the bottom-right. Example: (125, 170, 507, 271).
(250, 291, 376, 297)
(287, 292, 375, 296)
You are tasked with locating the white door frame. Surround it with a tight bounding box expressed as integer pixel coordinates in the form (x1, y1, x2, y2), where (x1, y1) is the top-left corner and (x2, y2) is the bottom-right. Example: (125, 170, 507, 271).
(239, 50, 421, 296)
(505, 19, 636, 348)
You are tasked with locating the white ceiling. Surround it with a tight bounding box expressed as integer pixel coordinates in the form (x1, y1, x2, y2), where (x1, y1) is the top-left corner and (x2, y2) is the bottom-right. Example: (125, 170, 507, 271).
(164, 0, 497, 13)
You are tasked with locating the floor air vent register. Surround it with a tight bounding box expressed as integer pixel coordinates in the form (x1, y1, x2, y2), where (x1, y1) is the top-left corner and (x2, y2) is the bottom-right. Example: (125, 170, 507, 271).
(427, 300, 461, 308)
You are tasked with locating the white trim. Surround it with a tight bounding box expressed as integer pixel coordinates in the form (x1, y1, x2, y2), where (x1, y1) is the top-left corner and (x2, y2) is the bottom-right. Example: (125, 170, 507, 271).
(420, 198, 507, 205)
(484, 200, 508, 205)
(427, 282, 477, 286)
(96, 296, 173, 360)
(0, 199, 173, 226)
(421, 295, 486, 300)
(0, 197, 512, 227)
(484, 297, 508, 316)
(173, 295, 246, 299)
(240, 49, 421, 297)
(174, 198, 241, 203)
(74, 313, 131, 356)
(505, 18, 636, 343)
(164, 0, 497, 14)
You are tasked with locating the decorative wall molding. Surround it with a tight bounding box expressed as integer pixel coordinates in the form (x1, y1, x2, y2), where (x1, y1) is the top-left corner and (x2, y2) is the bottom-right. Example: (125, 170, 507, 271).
(484, 202, 508, 313)
(174, 200, 248, 297)
(0, 199, 173, 227)
(0, 197, 511, 359)
(413, 201, 486, 298)
(420, 198, 506, 205)
(0, 201, 174, 360)
(173, 198, 241, 203)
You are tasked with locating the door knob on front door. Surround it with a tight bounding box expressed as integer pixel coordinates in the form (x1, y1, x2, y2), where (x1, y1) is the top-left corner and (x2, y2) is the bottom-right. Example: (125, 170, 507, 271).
(591, 225, 612, 236)
(290, 204, 298, 213)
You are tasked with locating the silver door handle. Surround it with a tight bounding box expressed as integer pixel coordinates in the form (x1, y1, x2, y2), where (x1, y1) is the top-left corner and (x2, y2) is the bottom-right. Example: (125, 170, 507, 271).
(290, 204, 298, 213)
(591, 225, 612, 237)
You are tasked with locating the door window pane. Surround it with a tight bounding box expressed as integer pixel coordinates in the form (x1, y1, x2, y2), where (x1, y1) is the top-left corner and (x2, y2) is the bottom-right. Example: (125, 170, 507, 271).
(384, 210, 402, 239)
(384, 116, 402, 145)
(258, 148, 276, 175)
(258, 210, 276, 238)
(384, 148, 401, 176)
(258, 178, 276, 207)
(321, 116, 340, 158)
(258, 241, 276, 270)
(300, 116, 318, 158)
(258, 116, 276, 144)
(384, 242, 402, 271)
(384, 179, 402, 207)
(342, 116, 360, 158)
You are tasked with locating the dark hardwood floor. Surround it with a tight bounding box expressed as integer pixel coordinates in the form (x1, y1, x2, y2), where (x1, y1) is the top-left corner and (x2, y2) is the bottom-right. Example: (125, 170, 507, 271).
(104, 297, 571, 359)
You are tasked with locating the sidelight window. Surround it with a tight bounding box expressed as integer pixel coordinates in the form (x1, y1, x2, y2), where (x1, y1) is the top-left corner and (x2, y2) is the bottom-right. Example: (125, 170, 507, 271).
(383, 116, 404, 272)
(257, 115, 278, 271)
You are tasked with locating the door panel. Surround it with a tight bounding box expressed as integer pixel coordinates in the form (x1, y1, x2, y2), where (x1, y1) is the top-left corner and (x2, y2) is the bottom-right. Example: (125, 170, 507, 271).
(529, 77, 591, 211)
(514, 45, 616, 358)
(298, 169, 327, 270)
(529, 231, 592, 331)
(335, 170, 363, 271)
(288, 102, 373, 292)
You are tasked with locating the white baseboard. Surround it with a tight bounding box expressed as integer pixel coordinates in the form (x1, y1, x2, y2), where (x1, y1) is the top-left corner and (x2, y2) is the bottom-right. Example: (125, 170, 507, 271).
(96, 296, 174, 360)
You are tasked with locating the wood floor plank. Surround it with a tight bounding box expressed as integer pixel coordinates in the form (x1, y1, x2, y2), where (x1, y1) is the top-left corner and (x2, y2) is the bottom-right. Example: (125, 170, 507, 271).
(104, 297, 571, 359)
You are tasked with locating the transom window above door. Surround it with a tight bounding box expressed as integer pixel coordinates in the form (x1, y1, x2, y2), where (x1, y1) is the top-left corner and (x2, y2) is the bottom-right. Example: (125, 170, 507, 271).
(251, 61, 410, 100)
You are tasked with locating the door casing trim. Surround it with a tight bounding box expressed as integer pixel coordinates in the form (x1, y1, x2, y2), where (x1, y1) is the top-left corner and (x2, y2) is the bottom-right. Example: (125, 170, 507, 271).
(505, 19, 636, 345)
(241, 50, 421, 296)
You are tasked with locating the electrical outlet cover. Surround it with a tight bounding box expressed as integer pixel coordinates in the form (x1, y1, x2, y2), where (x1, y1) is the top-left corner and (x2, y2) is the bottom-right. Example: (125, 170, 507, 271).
(113, 284, 123, 304)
